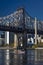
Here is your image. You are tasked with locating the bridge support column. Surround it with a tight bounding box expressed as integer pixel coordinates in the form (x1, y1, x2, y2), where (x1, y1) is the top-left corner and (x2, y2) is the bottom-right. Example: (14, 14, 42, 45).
(23, 32, 27, 49)
(14, 34, 18, 49)
(35, 17, 37, 44)
(5, 31, 9, 45)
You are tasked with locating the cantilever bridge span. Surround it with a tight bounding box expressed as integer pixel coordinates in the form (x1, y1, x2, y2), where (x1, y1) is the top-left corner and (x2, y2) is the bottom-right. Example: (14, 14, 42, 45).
(0, 8, 43, 34)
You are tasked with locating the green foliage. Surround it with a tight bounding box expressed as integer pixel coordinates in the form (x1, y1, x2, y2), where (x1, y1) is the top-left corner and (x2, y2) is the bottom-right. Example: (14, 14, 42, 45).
(32, 44, 38, 48)
(9, 43, 14, 47)
(38, 42, 43, 47)
(3, 44, 9, 47)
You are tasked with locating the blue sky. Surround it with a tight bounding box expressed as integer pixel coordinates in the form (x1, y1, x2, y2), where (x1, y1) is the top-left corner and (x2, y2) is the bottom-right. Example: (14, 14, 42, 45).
(0, 0, 43, 20)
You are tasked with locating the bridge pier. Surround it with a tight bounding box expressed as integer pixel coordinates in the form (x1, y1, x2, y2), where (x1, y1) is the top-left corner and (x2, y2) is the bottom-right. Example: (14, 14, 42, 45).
(18, 33, 23, 49)
(23, 32, 27, 49)
(14, 34, 18, 49)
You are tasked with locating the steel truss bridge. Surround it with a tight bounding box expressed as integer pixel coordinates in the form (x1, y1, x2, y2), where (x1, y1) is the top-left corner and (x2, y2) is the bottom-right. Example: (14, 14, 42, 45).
(0, 8, 43, 34)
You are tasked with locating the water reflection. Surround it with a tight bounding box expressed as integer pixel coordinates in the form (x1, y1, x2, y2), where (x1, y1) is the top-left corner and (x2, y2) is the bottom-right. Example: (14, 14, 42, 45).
(0, 50, 5, 65)
(26, 50, 35, 65)
(9, 50, 25, 65)
(5, 49, 9, 65)
(0, 49, 43, 65)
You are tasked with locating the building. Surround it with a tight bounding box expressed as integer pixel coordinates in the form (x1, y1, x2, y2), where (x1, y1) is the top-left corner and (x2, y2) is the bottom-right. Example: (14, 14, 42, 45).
(5, 31, 9, 45)
(5, 31, 14, 45)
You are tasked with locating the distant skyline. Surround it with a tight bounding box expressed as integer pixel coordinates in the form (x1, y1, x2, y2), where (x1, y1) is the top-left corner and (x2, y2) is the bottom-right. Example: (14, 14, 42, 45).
(0, 0, 43, 20)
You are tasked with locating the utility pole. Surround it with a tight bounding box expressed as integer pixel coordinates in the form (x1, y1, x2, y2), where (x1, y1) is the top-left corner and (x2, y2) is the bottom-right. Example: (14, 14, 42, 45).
(35, 17, 37, 44)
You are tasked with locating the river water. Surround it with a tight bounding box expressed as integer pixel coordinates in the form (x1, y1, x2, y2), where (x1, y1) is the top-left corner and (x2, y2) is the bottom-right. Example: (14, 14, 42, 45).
(0, 49, 43, 65)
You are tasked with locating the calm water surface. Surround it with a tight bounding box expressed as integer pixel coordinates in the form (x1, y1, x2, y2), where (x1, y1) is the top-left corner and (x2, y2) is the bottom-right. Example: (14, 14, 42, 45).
(0, 49, 43, 65)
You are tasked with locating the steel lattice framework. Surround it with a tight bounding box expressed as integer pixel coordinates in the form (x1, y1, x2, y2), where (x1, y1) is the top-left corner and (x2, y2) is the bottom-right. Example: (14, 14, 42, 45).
(0, 8, 43, 34)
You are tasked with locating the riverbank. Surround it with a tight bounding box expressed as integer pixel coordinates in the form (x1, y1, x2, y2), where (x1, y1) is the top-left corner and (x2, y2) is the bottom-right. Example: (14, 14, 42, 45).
(0, 47, 14, 50)
(0, 47, 43, 50)
(35, 47, 43, 49)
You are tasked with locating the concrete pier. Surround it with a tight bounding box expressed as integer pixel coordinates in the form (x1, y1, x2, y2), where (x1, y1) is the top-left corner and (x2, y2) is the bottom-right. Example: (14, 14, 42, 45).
(14, 34, 18, 48)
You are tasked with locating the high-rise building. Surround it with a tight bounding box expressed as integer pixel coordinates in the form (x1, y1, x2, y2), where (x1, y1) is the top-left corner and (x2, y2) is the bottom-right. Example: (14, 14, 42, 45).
(5, 31, 9, 45)
(5, 31, 14, 45)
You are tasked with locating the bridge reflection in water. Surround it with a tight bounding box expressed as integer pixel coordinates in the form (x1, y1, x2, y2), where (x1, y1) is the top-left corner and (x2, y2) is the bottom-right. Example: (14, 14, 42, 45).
(0, 49, 43, 65)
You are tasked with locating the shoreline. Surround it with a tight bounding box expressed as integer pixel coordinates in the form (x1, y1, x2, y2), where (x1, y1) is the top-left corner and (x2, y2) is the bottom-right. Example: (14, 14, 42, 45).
(0, 47, 15, 50)
(0, 47, 43, 50)
(35, 47, 43, 49)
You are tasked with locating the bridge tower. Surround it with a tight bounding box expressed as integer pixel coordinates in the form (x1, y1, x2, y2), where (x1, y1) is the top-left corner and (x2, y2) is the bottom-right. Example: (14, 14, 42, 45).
(17, 8, 27, 49)
(22, 8, 27, 49)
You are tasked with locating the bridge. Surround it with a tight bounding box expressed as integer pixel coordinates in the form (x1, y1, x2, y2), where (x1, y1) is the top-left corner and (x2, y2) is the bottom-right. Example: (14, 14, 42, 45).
(0, 8, 43, 48)
(0, 8, 43, 34)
